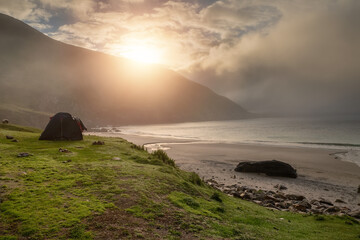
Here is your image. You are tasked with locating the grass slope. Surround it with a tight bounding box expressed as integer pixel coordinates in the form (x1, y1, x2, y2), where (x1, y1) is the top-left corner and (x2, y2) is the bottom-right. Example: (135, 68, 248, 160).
(0, 104, 51, 128)
(0, 124, 359, 239)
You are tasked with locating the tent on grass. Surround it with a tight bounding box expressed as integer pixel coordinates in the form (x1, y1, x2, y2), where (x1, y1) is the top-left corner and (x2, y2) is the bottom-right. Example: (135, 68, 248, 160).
(39, 112, 87, 140)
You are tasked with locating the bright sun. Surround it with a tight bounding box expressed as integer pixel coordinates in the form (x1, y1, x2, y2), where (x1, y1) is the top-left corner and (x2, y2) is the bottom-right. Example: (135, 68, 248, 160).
(118, 45, 162, 64)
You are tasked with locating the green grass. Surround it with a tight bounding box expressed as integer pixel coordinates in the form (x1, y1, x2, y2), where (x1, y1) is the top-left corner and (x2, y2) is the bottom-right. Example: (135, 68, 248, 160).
(0, 124, 359, 239)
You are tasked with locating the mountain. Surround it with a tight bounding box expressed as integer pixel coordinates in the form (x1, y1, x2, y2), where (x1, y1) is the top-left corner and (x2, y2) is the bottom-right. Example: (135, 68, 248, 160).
(0, 13, 250, 128)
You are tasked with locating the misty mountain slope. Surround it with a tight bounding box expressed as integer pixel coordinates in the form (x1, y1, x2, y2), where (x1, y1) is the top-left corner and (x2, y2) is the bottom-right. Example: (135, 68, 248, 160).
(0, 13, 249, 128)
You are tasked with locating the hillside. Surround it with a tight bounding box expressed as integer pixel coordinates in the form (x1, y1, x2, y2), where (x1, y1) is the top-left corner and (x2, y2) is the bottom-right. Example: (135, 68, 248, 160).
(0, 13, 250, 128)
(0, 124, 359, 239)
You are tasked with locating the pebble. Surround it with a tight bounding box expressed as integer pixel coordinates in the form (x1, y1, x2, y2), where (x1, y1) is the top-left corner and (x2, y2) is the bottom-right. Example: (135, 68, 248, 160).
(92, 141, 105, 145)
(59, 148, 71, 153)
(17, 152, 32, 157)
(274, 184, 287, 190)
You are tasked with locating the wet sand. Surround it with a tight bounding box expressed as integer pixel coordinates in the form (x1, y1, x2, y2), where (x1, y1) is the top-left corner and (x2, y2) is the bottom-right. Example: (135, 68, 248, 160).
(89, 132, 360, 211)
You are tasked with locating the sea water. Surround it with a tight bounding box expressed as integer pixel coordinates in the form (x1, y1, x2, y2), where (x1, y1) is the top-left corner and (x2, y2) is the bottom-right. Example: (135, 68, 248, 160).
(99, 116, 360, 166)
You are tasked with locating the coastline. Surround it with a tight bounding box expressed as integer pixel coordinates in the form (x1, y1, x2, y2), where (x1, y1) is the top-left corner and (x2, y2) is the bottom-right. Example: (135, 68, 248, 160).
(87, 132, 360, 212)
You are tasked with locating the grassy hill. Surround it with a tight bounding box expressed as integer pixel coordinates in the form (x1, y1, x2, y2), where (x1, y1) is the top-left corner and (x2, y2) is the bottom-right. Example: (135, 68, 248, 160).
(0, 13, 250, 128)
(0, 124, 359, 239)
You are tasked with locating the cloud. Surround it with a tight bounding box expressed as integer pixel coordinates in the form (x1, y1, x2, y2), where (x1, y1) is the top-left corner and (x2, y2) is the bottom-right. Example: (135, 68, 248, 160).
(38, 0, 96, 20)
(28, 22, 52, 30)
(0, 0, 50, 22)
(188, 0, 360, 114)
(1, 0, 359, 115)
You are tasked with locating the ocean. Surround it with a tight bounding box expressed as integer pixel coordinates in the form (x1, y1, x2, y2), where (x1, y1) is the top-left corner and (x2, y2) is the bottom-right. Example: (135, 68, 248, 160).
(97, 117, 360, 166)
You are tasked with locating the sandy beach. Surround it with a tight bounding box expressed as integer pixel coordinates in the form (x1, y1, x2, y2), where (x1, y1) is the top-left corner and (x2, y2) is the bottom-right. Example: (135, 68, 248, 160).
(89, 132, 360, 211)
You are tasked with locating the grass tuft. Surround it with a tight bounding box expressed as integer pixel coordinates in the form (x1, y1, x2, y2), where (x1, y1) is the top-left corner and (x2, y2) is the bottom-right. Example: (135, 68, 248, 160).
(151, 149, 176, 167)
(211, 192, 223, 202)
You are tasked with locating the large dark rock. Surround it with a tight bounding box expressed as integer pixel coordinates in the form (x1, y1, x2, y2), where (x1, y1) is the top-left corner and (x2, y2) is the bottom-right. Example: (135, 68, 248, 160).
(235, 160, 297, 178)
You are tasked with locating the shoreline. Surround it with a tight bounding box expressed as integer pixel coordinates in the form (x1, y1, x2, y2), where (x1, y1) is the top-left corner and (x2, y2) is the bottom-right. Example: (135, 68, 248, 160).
(87, 131, 360, 167)
(87, 132, 360, 212)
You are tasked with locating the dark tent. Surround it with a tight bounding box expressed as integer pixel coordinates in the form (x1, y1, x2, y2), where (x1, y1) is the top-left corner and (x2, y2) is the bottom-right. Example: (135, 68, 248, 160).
(39, 112, 87, 140)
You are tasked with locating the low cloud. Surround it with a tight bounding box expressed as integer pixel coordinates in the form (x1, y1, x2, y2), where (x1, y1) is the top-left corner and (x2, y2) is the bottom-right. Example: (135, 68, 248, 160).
(189, 0, 360, 114)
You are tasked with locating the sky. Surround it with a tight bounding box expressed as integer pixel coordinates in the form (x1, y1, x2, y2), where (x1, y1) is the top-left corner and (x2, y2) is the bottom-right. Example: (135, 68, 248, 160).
(1, 0, 360, 115)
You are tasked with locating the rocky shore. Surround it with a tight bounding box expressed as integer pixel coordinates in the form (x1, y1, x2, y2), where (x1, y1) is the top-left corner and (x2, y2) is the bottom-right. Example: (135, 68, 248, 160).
(205, 178, 360, 219)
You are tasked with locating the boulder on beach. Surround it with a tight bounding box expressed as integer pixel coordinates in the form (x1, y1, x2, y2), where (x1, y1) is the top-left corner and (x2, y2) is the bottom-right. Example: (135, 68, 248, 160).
(235, 160, 297, 178)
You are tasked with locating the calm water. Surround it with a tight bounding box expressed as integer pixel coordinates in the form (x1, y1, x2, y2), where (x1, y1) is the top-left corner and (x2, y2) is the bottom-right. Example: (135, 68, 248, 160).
(99, 117, 360, 166)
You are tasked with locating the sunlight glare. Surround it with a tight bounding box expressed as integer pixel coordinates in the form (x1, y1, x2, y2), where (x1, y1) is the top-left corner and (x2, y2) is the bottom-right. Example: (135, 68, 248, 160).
(118, 44, 162, 64)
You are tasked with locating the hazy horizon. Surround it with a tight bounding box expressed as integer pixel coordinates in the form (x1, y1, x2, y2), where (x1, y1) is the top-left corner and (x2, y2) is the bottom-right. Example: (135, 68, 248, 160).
(1, 0, 360, 116)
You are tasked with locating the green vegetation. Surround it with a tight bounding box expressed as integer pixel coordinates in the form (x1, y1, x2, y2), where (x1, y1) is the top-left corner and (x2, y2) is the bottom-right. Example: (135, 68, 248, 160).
(0, 124, 359, 239)
(0, 104, 51, 128)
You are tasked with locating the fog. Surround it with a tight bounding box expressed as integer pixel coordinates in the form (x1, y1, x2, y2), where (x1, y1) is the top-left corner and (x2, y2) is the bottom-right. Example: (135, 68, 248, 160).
(189, 0, 360, 115)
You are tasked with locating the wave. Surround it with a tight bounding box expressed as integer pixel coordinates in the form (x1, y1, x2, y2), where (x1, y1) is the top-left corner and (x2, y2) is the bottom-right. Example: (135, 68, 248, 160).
(296, 142, 360, 148)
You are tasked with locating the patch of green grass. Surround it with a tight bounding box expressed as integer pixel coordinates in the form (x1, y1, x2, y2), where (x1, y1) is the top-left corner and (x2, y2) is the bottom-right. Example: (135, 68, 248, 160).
(0, 236, 17, 240)
(211, 192, 223, 202)
(151, 149, 176, 167)
(0, 123, 41, 133)
(0, 126, 359, 239)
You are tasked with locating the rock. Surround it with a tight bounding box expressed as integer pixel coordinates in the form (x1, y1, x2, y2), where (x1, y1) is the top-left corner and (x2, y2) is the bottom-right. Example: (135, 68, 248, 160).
(286, 194, 306, 201)
(6, 135, 14, 139)
(274, 193, 287, 200)
(358, 185, 360, 194)
(2, 119, 9, 124)
(17, 152, 32, 157)
(233, 192, 242, 198)
(292, 204, 307, 212)
(319, 198, 333, 206)
(324, 206, 340, 214)
(275, 202, 288, 209)
(92, 141, 105, 145)
(235, 160, 297, 178)
(335, 199, 346, 204)
(274, 184, 287, 190)
(310, 199, 320, 206)
(263, 203, 276, 209)
(310, 209, 323, 214)
(349, 210, 360, 219)
(252, 192, 267, 201)
(339, 207, 351, 213)
(264, 195, 279, 202)
(59, 148, 71, 153)
(11, 139, 18, 142)
(236, 186, 247, 192)
(239, 192, 252, 200)
(293, 200, 311, 212)
(112, 157, 121, 161)
(300, 200, 312, 208)
(315, 205, 327, 211)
